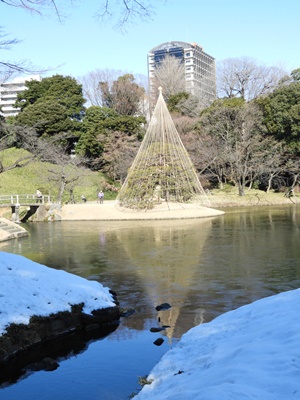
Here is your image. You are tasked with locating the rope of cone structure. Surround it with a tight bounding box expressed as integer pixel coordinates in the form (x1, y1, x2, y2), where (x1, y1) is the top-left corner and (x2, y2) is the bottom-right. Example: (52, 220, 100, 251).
(117, 87, 210, 210)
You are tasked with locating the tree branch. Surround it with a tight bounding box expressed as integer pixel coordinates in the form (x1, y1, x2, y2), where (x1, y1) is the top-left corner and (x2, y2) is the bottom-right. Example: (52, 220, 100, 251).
(1, 155, 35, 172)
(95, 0, 156, 32)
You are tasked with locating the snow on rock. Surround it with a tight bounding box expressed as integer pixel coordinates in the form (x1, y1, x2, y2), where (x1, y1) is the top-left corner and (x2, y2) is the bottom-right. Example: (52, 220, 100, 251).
(0, 252, 116, 335)
(135, 289, 300, 400)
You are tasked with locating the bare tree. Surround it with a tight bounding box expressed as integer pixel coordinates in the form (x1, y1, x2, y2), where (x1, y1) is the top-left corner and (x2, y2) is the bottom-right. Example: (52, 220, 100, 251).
(1, 0, 63, 14)
(151, 55, 185, 102)
(95, 0, 158, 31)
(0, 28, 57, 81)
(78, 69, 147, 109)
(0, 123, 72, 172)
(1, 0, 62, 17)
(0, 2, 65, 79)
(0, 125, 36, 172)
(100, 130, 141, 182)
(285, 152, 300, 190)
(199, 101, 283, 196)
(97, 0, 154, 31)
(196, 133, 230, 189)
(78, 68, 124, 107)
(47, 159, 89, 203)
(217, 57, 287, 100)
(1, 0, 163, 78)
(0, 149, 33, 173)
(0, 29, 51, 81)
(1, 123, 90, 203)
(1, 0, 162, 29)
(134, 73, 148, 91)
(259, 142, 284, 192)
(173, 115, 228, 188)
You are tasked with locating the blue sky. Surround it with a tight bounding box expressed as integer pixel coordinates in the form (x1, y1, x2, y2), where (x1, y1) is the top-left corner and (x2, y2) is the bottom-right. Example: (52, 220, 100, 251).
(2, 0, 300, 80)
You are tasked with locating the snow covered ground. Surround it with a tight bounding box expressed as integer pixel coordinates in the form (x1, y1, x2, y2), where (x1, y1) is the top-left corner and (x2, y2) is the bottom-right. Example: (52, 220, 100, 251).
(136, 288, 300, 400)
(0, 252, 116, 335)
(1, 252, 300, 399)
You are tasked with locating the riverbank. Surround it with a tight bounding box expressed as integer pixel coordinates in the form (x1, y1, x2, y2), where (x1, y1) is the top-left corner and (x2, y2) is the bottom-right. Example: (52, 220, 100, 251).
(0, 190, 298, 227)
(0, 218, 28, 242)
(57, 200, 225, 221)
(135, 289, 300, 400)
(0, 253, 119, 366)
(204, 188, 299, 208)
(57, 190, 298, 221)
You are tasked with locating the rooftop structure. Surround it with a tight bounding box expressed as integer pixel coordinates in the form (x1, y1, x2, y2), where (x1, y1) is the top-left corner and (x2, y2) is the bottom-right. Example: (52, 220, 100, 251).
(148, 41, 216, 108)
(0, 75, 41, 117)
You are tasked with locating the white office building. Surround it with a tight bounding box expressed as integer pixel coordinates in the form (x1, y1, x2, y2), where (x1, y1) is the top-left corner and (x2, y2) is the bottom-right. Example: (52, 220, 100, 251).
(148, 41, 216, 108)
(0, 75, 41, 117)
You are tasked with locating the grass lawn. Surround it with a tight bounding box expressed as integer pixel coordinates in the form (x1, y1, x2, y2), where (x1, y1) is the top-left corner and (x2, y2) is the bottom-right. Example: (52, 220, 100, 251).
(0, 148, 118, 203)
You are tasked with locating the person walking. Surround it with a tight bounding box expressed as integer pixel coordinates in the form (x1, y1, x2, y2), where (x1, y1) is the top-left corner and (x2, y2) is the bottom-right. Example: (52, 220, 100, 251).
(36, 189, 42, 203)
(98, 190, 104, 204)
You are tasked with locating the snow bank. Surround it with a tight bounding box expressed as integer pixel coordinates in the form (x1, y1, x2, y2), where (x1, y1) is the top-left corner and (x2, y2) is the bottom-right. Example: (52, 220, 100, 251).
(0, 252, 115, 335)
(136, 289, 300, 400)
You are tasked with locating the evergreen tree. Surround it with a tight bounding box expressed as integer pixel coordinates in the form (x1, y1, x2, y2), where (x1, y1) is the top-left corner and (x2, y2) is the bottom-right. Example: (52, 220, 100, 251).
(15, 75, 85, 148)
(257, 69, 300, 154)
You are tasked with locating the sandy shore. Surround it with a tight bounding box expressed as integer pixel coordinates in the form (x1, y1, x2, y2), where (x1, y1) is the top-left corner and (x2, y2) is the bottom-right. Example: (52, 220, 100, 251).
(58, 200, 225, 221)
(57, 189, 300, 221)
(1, 193, 297, 239)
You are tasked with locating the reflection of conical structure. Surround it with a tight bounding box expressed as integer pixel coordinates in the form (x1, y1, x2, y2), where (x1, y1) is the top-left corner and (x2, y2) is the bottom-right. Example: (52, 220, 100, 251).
(112, 218, 213, 339)
(117, 88, 209, 209)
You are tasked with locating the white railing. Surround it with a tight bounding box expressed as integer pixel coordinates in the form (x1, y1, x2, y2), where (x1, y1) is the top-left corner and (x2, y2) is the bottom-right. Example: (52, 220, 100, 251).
(0, 194, 52, 205)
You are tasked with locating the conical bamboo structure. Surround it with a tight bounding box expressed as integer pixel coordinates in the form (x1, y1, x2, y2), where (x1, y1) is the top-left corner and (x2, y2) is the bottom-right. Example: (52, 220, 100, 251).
(117, 88, 209, 210)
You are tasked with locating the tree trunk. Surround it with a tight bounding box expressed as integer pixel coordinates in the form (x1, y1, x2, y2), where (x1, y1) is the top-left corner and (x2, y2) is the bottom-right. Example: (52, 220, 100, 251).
(56, 174, 66, 203)
(238, 178, 245, 196)
(291, 173, 299, 188)
(68, 188, 76, 204)
(266, 173, 274, 193)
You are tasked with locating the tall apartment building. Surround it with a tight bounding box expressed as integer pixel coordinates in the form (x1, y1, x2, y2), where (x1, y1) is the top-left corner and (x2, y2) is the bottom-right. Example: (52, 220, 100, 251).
(0, 75, 41, 117)
(148, 41, 216, 108)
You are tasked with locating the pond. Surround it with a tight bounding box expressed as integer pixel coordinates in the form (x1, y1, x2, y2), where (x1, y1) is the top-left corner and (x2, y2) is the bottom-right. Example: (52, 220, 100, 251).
(1, 205, 300, 399)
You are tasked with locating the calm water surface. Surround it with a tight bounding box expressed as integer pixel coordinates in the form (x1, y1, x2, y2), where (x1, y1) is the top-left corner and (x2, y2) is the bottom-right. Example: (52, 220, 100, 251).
(1, 205, 300, 399)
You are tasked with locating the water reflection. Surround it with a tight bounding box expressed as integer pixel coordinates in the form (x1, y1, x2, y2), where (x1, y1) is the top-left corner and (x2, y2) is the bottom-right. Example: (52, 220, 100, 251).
(1, 206, 300, 399)
(0, 218, 216, 340)
(110, 219, 213, 339)
(1, 207, 300, 338)
(0, 323, 119, 387)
